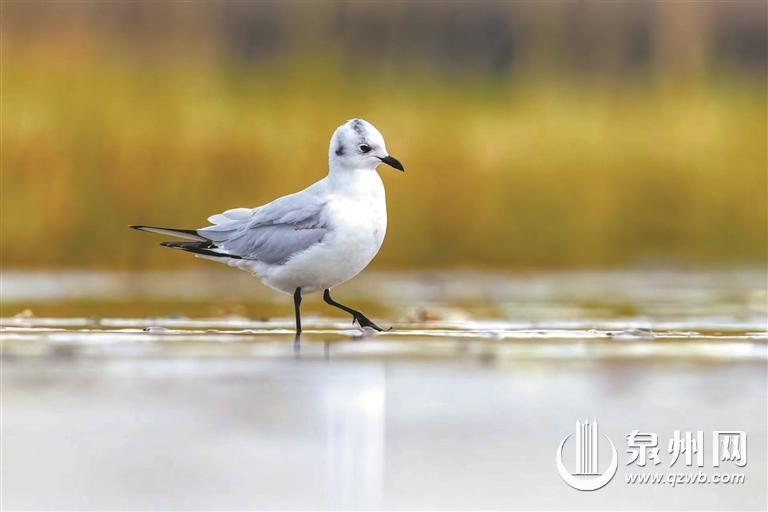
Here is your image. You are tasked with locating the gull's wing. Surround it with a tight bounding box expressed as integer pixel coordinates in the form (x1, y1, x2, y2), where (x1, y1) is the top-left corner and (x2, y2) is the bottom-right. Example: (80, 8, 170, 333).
(196, 190, 328, 264)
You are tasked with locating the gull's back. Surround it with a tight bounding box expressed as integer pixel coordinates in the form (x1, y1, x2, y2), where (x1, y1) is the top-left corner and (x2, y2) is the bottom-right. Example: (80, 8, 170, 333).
(198, 178, 331, 265)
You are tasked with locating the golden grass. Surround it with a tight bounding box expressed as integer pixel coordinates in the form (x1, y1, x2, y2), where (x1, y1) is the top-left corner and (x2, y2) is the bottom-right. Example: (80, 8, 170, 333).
(2, 51, 766, 269)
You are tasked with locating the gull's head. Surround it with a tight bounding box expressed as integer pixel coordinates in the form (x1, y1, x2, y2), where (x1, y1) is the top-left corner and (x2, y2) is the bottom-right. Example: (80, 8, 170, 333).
(329, 118, 404, 173)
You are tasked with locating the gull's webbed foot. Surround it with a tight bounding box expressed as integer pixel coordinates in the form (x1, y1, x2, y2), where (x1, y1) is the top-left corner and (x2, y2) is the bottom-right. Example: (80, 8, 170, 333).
(352, 312, 385, 332)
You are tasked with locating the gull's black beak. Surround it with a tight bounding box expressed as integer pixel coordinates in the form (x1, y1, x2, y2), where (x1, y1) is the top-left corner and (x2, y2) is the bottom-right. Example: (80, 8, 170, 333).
(379, 155, 405, 172)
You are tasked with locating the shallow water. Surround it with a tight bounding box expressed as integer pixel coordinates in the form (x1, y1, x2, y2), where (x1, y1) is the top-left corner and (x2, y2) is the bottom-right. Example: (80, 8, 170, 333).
(2, 269, 766, 510)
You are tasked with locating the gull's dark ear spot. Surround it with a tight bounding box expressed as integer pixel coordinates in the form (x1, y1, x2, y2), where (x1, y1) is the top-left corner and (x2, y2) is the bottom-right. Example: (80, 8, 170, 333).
(335, 144, 345, 156)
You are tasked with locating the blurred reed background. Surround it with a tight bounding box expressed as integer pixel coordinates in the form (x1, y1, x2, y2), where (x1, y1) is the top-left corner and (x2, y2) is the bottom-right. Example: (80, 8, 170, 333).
(2, 0, 766, 271)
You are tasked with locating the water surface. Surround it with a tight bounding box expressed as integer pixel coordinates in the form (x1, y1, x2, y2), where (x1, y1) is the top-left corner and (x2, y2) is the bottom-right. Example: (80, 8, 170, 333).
(2, 269, 766, 510)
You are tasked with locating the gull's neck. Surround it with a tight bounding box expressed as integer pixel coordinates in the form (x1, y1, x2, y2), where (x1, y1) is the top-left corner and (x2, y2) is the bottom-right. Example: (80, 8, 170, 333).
(327, 163, 383, 194)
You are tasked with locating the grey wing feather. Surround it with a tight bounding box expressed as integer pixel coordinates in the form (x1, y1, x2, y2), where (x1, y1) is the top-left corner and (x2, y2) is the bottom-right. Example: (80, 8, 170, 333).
(198, 192, 327, 264)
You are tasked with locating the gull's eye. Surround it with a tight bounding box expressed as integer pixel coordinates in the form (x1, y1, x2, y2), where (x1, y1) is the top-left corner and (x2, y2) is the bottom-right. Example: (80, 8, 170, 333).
(359, 144, 371, 153)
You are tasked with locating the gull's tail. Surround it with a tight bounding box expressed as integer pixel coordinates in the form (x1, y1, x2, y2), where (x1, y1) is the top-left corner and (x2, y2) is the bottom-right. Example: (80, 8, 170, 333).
(159, 241, 242, 260)
(130, 225, 241, 260)
(129, 225, 207, 242)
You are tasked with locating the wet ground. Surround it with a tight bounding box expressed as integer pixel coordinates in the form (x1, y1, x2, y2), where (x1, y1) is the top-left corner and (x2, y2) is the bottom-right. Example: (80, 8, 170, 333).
(2, 269, 766, 510)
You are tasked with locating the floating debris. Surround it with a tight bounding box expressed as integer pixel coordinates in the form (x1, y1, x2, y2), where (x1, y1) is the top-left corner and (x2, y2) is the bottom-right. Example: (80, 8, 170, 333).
(608, 328, 655, 340)
(142, 326, 169, 334)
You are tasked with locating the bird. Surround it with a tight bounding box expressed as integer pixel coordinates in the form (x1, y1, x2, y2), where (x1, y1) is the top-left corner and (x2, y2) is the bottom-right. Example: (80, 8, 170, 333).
(131, 118, 404, 336)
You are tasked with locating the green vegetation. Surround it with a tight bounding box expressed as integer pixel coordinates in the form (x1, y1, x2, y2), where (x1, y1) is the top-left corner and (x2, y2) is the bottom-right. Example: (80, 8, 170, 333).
(2, 49, 765, 269)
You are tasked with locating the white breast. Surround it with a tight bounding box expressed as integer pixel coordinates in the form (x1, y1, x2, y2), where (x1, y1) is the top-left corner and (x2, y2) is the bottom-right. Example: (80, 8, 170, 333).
(258, 172, 387, 294)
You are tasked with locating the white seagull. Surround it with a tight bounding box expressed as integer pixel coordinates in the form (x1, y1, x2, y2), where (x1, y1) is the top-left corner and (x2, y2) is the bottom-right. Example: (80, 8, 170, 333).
(131, 118, 404, 334)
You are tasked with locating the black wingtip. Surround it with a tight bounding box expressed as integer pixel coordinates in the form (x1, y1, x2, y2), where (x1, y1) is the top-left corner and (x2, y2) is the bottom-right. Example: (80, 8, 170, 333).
(129, 225, 207, 241)
(159, 240, 242, 260)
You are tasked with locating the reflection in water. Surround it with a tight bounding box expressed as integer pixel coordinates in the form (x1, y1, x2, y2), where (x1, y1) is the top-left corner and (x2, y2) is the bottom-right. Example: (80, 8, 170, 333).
(1, 352, 765, 509)
(1, 268, 766, 509)
(293, 339, 342, 361)
(324, 367, 386, 509)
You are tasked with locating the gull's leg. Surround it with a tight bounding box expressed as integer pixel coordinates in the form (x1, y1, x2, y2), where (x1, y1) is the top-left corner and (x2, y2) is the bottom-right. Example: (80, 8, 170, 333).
(293, 287, 302, 335)
(322, 289, 385, 332)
